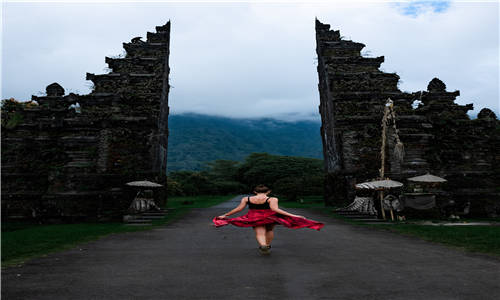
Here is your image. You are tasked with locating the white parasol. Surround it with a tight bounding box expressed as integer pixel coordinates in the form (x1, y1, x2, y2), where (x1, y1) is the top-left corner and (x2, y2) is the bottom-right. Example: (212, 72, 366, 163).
(126, 180, 163, 188)
(356, 179, 404, 190)
(407, 173, 447, 183)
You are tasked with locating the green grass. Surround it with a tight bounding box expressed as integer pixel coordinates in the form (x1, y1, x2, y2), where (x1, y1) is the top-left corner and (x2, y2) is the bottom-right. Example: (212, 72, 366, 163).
(369, 224, 500, 257)
(283, 196, 500, 257)
(329, 212, 500, 257)
(1, 223, 149, 267)
(1, 195, 234, 267)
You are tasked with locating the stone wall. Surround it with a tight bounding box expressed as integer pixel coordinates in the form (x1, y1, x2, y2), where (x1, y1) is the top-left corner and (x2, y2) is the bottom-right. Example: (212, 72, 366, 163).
(315, 20, 500, 216)
(1, 22, 171, 221)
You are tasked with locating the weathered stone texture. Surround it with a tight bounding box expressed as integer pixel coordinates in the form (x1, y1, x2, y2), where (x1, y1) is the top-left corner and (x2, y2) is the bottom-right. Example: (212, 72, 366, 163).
(1, 22, 171, 221)
(316, 20, 499, 216)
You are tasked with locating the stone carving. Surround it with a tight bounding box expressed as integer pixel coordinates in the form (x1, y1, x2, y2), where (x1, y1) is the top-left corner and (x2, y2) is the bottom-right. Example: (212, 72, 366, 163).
(131, 37, 145, 44)
(477, 108, 497, 120)
(46, 82, 65, 96)
(427, 77, 446, 92)
(1, 22, 171, 221)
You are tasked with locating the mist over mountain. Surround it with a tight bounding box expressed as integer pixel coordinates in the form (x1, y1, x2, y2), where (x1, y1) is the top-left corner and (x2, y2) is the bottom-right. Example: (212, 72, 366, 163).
(167, 113, 323, 172)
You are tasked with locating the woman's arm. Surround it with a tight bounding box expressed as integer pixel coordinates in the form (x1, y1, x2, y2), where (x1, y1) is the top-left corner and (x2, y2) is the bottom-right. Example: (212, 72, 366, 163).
(269, 198, 305, 218)
(217, 197, 247, 218)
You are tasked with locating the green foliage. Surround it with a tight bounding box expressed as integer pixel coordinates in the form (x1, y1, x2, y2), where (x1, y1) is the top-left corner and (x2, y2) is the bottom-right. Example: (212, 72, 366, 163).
(236, 153, 324, 200)
(1, 98, 38, 111)
(166, 195, 235, 209)
(168, 171, 213, 196)
(204, 160, 240, 181)
(1, 98, 33, 129)
(209, 180, 246, 195)
(273, 177, 302, 201)
(1, 223, 146, 266)
(167, 160, 245, 196)
(167, 114, 323, 171)
(3, 112, 23, 129)
(1, 98, 24, 111)
(166, 153, 324, 199)
(166, 177, 184, 196)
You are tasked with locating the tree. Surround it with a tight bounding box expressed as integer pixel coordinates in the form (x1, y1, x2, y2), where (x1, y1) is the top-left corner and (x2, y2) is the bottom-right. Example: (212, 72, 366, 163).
(236, 153, 324, 198)
(203, 159, 240, 181)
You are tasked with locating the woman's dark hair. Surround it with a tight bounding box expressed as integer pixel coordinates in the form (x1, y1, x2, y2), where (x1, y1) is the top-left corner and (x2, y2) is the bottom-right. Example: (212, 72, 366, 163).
(253, 184, 271, 193)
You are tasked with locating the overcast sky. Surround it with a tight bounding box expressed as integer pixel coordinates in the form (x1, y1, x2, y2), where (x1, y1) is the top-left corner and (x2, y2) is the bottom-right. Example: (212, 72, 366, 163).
(1, 0, 499, 121)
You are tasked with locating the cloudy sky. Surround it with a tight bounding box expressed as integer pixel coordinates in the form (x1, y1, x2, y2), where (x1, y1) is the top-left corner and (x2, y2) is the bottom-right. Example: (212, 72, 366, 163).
(1, 0, 498, 120)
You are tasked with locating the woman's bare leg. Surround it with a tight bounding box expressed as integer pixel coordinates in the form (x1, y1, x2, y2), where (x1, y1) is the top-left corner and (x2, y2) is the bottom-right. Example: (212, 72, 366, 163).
(265, 224, 276, 246)
(253, 226, 267, 246)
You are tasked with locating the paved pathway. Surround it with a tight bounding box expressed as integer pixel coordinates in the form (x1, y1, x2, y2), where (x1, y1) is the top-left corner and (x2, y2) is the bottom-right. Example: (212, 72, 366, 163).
(3, 195, 500, 299)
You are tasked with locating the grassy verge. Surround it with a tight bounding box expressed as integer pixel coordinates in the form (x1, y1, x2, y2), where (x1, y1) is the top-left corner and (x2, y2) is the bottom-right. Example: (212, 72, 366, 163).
(368, 224, 500, 257)
(1, 195, 234, 267)
(279, 196, 500, 257)
(329, 212, 500, 257)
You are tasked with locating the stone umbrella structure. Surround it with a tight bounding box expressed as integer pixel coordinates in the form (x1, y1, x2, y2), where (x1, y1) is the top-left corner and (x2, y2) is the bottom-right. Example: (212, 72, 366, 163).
(1, 22, 171, 221)
(315, 19, 499, 216)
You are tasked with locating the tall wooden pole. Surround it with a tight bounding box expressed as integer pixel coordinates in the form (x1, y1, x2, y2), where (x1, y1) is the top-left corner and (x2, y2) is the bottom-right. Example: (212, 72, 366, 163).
(379, 102, 389, 220)
(380, 99, 398, 221)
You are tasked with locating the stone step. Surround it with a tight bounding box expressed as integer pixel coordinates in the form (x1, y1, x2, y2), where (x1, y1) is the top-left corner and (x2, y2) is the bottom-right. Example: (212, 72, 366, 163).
(105, 57, 160, 73)
(147, 31, 169, 43)
(403, 155, 425, 161)
(5, 215, 27, 219)
(399, 133, 433, 141)
(66, 150, 91, 154)
(142, 211, 167, 216)
(335, 210, 374, 215)
(66, 151, 92, 157)
(1, 165, 17, 172)
(144, 216, 165, 220)
(362, 222, 394, 225)
(334, 212, 383, 222)
(60, 136, 99, 144)
(351, 218, 385, 222)
(135, 216, 165, 220)
(123, 210, 168, 223)
(68, 159, 93, 162)
(402, 160, 428, 167)
(125, 219, 153, 224)
(125, 223, 153, 226)
(2, 137, 25, 142)
(339, 215, 378, 219)
(122, 42, 168, 58)
(64, 151, 95, 168)
(65, 162, 94, 168)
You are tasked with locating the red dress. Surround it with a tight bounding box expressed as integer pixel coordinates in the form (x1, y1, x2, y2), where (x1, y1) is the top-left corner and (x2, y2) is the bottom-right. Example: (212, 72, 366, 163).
(212, 197, 324, 231)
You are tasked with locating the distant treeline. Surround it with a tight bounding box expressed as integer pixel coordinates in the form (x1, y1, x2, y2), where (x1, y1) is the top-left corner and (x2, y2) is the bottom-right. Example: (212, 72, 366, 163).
(167, 153, 324, 201)
(167, 113, 323, 171)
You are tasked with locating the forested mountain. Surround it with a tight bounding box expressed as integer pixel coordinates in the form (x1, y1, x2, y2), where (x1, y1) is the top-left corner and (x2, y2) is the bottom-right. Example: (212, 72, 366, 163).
(167, 113, 323, 171)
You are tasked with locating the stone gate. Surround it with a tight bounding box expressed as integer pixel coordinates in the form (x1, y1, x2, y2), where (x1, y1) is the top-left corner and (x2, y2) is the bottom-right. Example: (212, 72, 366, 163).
(315, 19, 499, 216)
(1, 22, 171, 221)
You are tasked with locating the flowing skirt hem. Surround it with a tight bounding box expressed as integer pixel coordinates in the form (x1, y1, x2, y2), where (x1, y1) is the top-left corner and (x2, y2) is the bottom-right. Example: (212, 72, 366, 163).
(212, 209, 324, 231)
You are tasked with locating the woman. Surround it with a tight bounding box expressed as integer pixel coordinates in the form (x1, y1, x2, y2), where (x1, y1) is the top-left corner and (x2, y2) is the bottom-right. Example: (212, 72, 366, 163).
(213, 184, 324, 255)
